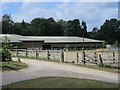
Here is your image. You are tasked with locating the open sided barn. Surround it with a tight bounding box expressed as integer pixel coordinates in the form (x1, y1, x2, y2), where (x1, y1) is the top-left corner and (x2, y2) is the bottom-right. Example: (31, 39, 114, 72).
(0, 34, 104, 50)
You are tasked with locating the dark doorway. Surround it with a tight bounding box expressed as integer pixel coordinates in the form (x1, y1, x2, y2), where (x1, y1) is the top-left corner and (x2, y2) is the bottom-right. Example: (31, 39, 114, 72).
(43, 45, 51, 49)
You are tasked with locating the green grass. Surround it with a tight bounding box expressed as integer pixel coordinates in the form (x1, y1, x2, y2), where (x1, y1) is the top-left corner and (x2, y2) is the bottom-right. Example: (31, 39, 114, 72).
(3, 77, 119, 88)
(0, 61, 28, 72)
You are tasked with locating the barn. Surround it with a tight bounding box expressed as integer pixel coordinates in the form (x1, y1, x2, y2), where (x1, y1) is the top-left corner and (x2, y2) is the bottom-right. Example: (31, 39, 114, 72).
(0, 34, 104, 50)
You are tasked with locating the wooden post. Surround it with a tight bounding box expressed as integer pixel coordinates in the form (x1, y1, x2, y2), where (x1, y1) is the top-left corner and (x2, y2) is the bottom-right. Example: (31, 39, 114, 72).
(25, 49, 28, 57)
(99, 54, 104, 67)
(18, 57, 21, 62)
(35, 49, 38, 58)
(60, 50, 64, 62)
(16, 49, 18, 57)
(113, 52, 115, 63)
(94, 52, 97, 64)
(76, 52, 79, 62)
(82, 51, 86, 65)
(47, 50, 50, 61)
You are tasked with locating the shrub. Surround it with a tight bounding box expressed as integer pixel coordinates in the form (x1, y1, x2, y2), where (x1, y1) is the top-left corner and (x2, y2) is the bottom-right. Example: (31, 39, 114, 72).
(1, 36, 13, 62)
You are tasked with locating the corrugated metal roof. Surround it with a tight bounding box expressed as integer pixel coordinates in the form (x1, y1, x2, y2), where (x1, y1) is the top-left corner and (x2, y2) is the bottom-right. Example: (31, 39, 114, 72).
(28, 36, 103, 43)
(0, 34, 22, 43)
(0, 34, 103, 43)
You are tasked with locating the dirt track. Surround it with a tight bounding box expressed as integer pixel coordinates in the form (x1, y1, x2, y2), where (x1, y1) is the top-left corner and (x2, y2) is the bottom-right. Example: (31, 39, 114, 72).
(1, 57, 119, 86)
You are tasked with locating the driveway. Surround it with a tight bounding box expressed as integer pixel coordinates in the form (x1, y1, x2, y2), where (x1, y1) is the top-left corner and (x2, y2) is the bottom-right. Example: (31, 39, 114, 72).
(1, 57, 119, 86)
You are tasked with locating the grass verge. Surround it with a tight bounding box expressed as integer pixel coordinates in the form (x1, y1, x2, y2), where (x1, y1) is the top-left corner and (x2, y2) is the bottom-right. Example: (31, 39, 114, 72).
(0, 61, 27, 72)
(3, 77, 119, 88)
(74, 63, 119, 73)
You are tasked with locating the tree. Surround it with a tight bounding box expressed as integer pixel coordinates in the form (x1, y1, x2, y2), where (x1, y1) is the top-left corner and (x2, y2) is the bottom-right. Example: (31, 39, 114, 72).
(89, 27, 99, 39)
(73, 19, 82, 36)
(99, 19, 120, 44)
(92, 27, 98, 33)
(30, 18, 50, 36)
(0, 21, 2, 34)
(81, 20, 87, 37)
(50, 22, 63, 36)
(57, 19, 67, 36)
(13, 22, 23, 35)
(30, 17, 63, 36)
(47, 17, 55, 23)
(13, 20, 32, 36)
(2, 14, 90, 37)
(66, 20, 74, 36)
(2, 14, 14, 34)
(2, 35, 13, 62)
(88, 18, 120, 45)
(65, 19, 82, 36)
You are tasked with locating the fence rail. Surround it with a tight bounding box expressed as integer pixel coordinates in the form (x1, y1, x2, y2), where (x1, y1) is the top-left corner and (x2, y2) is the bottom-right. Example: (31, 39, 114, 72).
(11, 49, 119, 66)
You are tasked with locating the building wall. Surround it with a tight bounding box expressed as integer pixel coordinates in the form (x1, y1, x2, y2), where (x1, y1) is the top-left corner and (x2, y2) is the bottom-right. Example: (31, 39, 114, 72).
(45, 42, 103, 49)
(19, 41, 103, 50)
(22, 41, 44, 49)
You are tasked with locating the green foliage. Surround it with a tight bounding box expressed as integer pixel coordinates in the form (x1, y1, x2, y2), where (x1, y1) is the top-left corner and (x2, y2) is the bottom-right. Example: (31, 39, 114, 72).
(1, 36, 13, 61)
(2, 14, 14, 34)
(2, 14, 119, 44)
(2, 15, 88, 37)
(89, 18, 120, 44)
(81, 20, 88, 37)
(0, 61, 27, 71)
(66, 19, 81, 36)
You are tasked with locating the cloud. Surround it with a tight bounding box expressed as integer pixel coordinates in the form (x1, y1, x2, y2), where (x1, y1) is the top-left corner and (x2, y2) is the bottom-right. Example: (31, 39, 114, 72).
(1, 0, 120, 2)
(3, 2, 118, 31)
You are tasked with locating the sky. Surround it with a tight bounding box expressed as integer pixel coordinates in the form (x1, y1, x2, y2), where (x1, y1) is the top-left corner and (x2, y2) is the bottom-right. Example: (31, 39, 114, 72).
(1, 0, 119, 31)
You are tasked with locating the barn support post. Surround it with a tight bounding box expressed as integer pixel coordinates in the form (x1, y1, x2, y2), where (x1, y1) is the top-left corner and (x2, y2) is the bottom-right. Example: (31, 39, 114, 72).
(113, 52, 115, 63)
(76, 51, 79, 62)
(60, 49, 64, 62)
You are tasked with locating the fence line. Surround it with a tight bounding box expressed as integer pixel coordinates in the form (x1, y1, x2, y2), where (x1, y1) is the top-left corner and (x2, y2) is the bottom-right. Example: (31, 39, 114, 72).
(11, 49, 119, 65)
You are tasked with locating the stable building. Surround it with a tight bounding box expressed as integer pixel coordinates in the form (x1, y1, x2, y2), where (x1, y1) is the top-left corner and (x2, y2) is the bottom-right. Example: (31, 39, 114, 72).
(0, 34, 104, 50)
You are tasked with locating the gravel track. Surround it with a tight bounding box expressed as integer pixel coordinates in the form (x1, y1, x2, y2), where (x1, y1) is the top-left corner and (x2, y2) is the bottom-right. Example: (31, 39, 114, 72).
(1, 57, 119, 86)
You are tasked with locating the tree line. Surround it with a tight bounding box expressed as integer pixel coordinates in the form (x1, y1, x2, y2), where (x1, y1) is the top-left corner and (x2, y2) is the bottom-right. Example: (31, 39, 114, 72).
(1, 14, 120, 45)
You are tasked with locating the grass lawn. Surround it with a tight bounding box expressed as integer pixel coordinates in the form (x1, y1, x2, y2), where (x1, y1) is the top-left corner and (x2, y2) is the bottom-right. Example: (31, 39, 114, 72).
(0, 61, 27, 72)
(3, 77, 119, 88)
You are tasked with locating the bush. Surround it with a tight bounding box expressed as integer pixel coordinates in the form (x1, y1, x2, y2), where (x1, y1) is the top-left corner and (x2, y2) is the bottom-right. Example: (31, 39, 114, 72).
(1, 51, 12, 62)
(2, 52, 6, 61)
(1, 36, 13, 62)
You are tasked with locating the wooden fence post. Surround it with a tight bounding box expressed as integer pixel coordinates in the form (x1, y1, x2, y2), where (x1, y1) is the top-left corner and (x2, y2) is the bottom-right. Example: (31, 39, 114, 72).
(25, 49, 28, 57)
(99, 54, 104, 67)
(76, 52, 79, 62)
(82, 51, 86, 65)
(16, 49, 18, 57)
(47, 50, 50, 61)
(94, 52, 97, 64)
(60, 50, 64, 62)
(35, 49, 38, 58)
(113, 52, 115, 63)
